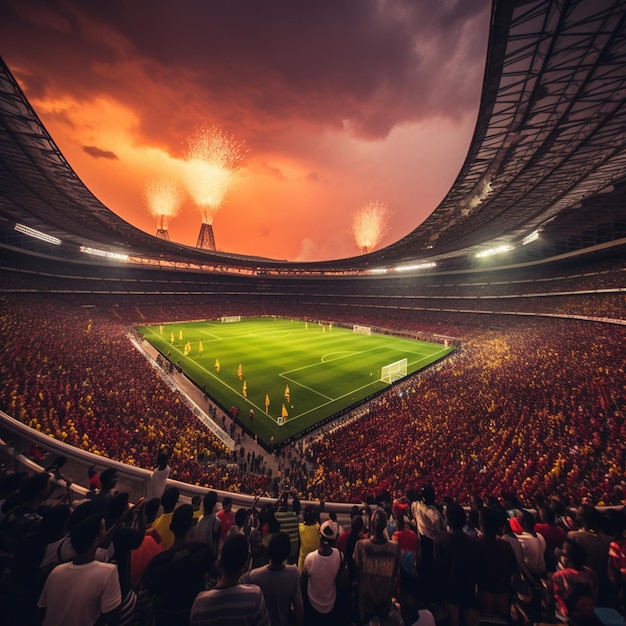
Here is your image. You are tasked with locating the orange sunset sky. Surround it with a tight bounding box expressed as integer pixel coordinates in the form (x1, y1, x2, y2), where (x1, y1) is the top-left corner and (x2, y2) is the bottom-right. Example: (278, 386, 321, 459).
(0, 0, 491, 262)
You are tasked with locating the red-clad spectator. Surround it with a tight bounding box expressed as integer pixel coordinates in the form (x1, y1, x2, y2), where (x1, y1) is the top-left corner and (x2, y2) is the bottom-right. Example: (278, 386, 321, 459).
(534, 502, 567, 572)
(217, 497, 235, 548)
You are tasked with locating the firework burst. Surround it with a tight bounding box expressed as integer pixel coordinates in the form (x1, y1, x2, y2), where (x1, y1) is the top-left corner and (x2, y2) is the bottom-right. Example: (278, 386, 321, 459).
(183, 125, 246, 225)
(352, 201, 391, 254)
(144, 178, 184, 232)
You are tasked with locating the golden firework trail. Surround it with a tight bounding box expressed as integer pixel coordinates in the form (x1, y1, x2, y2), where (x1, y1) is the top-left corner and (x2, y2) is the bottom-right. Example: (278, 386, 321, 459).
(352, 201, 391, 254)
(144, 178, 184, 230)
(183, 125, 247, 225)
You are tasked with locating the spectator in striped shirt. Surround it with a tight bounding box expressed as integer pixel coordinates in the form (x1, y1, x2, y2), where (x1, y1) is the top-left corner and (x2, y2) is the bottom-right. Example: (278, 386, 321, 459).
(274, 491, 301, 565)
(190, 533, 269, 626)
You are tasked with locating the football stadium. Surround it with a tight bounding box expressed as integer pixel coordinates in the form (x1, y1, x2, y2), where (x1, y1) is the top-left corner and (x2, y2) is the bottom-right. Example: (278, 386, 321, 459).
(1, 1, 625, 625)
(138, 317, 455, 444)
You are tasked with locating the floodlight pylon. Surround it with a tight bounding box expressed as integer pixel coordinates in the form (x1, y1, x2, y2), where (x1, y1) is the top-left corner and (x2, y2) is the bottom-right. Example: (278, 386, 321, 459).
(196, 223, 216, 250)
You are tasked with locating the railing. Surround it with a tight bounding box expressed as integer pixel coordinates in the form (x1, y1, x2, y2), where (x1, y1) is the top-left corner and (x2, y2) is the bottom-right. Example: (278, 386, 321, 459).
(0, 410, 348, 518)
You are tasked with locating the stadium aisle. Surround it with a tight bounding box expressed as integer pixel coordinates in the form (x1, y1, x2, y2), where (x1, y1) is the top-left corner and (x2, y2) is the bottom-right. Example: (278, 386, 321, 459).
(140, 340, 281, 479)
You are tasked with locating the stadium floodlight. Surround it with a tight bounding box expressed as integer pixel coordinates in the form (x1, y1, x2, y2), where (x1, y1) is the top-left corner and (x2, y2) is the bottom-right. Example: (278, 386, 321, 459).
(367, 267, 388, 274)
(476, 244, 514, 258)
(14, 223, 61, 245)
(395, 262, 436, 272)
(80, 246, 128, 261)
(522, 230, 539, 245)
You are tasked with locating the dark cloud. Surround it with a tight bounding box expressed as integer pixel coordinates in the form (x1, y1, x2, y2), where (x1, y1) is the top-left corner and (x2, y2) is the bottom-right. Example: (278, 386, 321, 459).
(0, 0, 490, 260)
(0, 0, 490, 150)
(82, 145, 119, 160)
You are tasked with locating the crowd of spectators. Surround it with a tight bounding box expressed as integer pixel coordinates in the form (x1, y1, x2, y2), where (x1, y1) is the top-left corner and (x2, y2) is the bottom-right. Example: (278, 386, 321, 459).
(0, 295, 261, 492)
(0, 274, 625, 625)
(1, 293, 625, 509)
(1, 470, 624, 625)
(305, 318, 626, 505)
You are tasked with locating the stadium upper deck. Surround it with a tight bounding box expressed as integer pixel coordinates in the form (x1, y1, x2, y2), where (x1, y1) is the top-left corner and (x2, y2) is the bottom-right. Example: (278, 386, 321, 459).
(0, 0, 625, 275)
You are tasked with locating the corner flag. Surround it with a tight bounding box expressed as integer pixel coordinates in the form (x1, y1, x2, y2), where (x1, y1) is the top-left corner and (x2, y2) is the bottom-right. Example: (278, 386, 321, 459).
(242, 380, 247, 398)
(284, 384, 290, 403)
(281, 403, 288, 419)
(215, 358, 220, 373)
(265, 393, 270, 412)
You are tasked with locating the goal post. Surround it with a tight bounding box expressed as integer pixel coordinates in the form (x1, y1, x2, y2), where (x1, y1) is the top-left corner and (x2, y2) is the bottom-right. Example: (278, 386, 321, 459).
(353, 324, 371, 335)
(221, 315, 241, 323)
(381, 358, 408, 384)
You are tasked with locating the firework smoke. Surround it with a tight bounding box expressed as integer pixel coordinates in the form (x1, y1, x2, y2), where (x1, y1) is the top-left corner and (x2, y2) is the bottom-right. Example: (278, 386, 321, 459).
(352, 201, 391, 254)
(183, 125, 246, 225)
(144, 178, 184, 231)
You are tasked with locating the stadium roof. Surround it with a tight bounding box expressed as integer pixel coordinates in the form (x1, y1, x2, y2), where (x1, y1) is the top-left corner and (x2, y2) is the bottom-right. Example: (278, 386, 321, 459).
(1, 0, 626, 273)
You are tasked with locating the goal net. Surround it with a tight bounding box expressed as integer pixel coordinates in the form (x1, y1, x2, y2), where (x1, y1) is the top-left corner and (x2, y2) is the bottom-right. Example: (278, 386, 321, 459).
(353, 324, 371, 335)
(221, 315, 241, 323)
(381, 358, 408, 384)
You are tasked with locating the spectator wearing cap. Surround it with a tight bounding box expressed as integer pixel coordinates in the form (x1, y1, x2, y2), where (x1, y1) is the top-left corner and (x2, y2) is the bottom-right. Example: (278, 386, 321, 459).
(190, 533, 270, 625)
(354, 507, 402, 626)
(37, 512, 121, 626)
(301, 519, 341, 625)
(242, 531, 304, 626)
(152, 487, 180, 550)
(145, 504, 214, 626)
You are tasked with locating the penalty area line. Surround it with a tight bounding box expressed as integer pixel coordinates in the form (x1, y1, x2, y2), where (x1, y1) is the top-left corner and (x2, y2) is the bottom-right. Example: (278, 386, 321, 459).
(282, 378, 384, 423)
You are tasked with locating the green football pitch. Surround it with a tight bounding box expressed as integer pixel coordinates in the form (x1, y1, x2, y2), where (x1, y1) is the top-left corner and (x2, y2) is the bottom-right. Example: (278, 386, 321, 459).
(137, 318, 454, 445)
